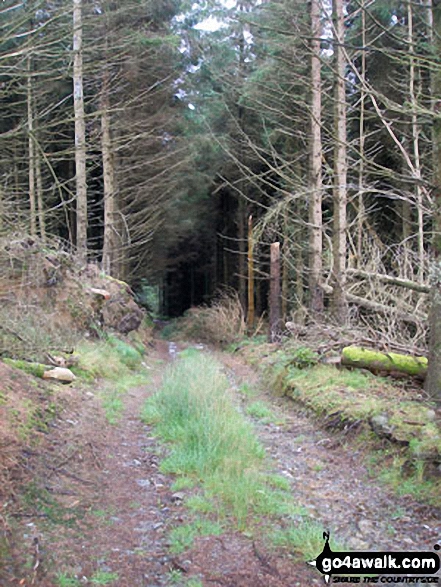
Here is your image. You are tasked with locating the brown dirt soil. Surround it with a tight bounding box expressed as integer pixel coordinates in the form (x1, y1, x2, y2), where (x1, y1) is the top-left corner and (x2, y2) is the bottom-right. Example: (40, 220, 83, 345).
(0, 342, 318, 586)
(1, 342, 441, 587)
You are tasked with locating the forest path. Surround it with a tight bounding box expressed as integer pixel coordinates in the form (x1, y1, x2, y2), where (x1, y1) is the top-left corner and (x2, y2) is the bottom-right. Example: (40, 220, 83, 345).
(8, 342, 441, 587)
(218, 352, 441, 557)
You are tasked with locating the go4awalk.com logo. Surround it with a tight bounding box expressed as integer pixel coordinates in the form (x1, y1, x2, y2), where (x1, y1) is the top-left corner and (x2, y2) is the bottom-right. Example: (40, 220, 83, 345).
(308, 532, 441, 584)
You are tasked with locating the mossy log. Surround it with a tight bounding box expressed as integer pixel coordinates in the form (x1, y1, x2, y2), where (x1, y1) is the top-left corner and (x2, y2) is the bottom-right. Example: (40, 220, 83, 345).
(3, 358, 47, 378)
(341, 346, 427, 379)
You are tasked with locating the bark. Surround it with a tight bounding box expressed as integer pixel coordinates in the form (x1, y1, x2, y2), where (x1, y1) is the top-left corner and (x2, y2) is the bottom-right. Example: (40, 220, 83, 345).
(321, 283, 427, 324)
(308, 0, 323, 315)
(356, 0, 366, 265)
(0, 183, 3, 234)
(35, 137, 46, 241)
(282, 207, 289, 320)
(101, 70, 118, 276)
(342, 346, 427, 380)
(425, 0, 441, 400)
(237, 196, 246, 311)
(408, 0, 425, 282)
(269, 242, 281, 342)
(73, 0, 88, 264)
(331, 0, 348, 321)
(27, 57, 36, 237)
(247, 214, 255, 328)
(346, 268, 430, 293)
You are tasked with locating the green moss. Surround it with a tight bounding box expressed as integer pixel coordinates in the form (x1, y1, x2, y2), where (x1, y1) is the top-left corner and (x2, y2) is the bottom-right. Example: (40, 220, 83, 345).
(342, 346, 427, 377)
(3, 358, 46, 378)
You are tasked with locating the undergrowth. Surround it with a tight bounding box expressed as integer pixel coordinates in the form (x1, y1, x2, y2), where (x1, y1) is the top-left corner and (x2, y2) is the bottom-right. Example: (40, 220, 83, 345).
(74, 335, 149, 424)
(73, 334, 144, 381)
(244, 342, 441, 506)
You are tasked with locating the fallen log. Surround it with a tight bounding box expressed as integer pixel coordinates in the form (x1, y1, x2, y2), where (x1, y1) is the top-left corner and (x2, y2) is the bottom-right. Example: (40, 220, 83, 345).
(321, 284, 427, 325)
(341, 346, 427, 379)
(346, 269, 430, 294)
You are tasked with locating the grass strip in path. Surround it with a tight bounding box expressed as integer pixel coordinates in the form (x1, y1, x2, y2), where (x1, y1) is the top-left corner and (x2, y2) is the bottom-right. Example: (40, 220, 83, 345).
(141, 351, 329, 563)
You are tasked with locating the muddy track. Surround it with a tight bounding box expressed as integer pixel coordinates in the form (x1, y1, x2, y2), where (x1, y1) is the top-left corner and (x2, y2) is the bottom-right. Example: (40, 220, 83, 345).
(3, 342, 441, 586)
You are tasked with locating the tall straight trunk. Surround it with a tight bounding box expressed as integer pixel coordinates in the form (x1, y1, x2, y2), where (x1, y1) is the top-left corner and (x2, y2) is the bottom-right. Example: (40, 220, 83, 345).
(357, 0, 366, 265)
(247, 214, 255, 328)
(425, 0, 441, 400)
(27, 57, 37, 237)
(101, 70, 118, 276)
(308, 0, 323, 314)
(237, 196, 246, 310)
(269, 242, 281, 342)
(0, 183, 3, 234)
(73, 0, 88, 263)
(331, 0, 348, 321)
(282, 207, 289, 320)
(35, 136, 46, 241)
(408, 0, 425, 282)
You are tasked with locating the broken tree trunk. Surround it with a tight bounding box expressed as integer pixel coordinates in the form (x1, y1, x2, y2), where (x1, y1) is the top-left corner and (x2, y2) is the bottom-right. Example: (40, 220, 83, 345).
(268, 242, 281, 343)
(342, 346, 427, 379)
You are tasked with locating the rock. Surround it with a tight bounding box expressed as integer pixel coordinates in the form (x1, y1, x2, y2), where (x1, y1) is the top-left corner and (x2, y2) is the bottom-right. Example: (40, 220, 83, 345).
(426, 409, 437, 423)
(136, 479, 151, 488)
(370, 413, 394, 438)
(171, 492, 185, 502)
(117, 311, 143, 334)
(42, 367, 76, 383)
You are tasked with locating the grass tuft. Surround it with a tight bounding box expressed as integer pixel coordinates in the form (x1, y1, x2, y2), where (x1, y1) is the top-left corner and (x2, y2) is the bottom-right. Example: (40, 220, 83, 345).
(141, 353, 285, 525)
(168, 518, 223, 554)
(272, 520, 345, 561)
(246, 401, 278, 423)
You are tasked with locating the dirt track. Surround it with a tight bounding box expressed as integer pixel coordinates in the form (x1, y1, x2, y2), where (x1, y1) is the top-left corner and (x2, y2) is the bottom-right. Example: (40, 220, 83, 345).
(2, 342, 441, 586)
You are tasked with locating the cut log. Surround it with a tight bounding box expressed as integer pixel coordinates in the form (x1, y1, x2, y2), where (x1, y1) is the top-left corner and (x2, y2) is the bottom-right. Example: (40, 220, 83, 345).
(43, 367, 76, 383)
(341, 346, 427, 379)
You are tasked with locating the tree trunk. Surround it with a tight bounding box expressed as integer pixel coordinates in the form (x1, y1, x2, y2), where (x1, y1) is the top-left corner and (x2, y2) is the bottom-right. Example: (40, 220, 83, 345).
(35, 136, 46, 241)
(237, 196, 246, 311)
(425, 0, 441, 400)
(0, 182, 4, 235)
(101, 70, 118, 276)
(73, 0, 88, 264)
(247, 214, 255, 328)
(269, 242, 281, 342)
(331, 0, 348, 321)
(308, 0, 323, 315)
(282, 207, 289, 321)
(408, 0, 425, 282)
(346, 268, 429, 293)
(356, 0, 366, 266)
(342, 346, 427, 380)
(27, 57, 37, 237)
